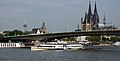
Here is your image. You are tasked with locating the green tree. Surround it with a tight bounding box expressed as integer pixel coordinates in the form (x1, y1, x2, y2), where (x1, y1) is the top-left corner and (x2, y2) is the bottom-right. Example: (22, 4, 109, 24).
(61, 37, 76, 41)
(86, 36, 100, 42)
(0, 34, 3, 40)
(101, 37, 109, 42)
(4, 29, 25, 36)
(110, 36, 120, 42)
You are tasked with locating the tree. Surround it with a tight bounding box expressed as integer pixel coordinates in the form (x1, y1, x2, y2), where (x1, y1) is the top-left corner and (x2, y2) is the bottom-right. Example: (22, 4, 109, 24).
(101, 37, 109, 42)
(110, 36, 120, 42)
(4, 29, 25, 36)
(61, 37, 76, 41)
(0, 34, 3, 40)
(86, 36, 100, 42)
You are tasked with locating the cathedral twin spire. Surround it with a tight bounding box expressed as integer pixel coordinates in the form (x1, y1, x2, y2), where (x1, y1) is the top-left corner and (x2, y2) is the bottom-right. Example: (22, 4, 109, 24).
(88, 1, 92, 16)
(88, 1, 98, 16)
(81, 1, 99, 31)
(83, 1, 98, 23)
(94, 2, 97, 14)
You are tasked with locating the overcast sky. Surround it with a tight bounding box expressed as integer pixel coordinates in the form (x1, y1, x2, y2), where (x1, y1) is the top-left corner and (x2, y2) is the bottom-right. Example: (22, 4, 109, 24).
(0, 0, 120, 32)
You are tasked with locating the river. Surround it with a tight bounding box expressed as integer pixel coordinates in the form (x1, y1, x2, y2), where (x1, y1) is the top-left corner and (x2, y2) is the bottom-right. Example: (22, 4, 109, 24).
(0, 48, 120, 61)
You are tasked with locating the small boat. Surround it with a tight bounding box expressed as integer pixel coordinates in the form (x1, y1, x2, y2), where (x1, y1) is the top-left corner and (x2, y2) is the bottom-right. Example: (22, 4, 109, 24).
(113, 42, 120, 46)
(0, 42, 25, 48)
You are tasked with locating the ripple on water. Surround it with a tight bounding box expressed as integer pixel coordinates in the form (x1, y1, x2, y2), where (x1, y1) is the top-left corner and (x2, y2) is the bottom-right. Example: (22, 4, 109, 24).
(0, 48, 120, 61)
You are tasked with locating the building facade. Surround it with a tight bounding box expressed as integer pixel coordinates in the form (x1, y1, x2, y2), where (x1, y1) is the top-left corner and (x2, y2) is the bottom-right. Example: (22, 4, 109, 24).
(98, 15, 117, 30)
(81, 1, 99, 31)
(31, 22, 47, 34)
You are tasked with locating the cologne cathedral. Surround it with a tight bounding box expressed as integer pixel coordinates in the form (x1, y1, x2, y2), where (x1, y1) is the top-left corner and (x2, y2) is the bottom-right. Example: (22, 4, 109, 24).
(81, 1, 99, 31)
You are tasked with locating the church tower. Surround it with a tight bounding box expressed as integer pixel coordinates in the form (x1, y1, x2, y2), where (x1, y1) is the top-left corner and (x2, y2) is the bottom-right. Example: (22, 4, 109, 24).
(81, 1, 93, 31)
(103, 14, 106, 25)
(93, 2, 99, 30)
(40, 22, 47, 33)
(81, 1, 99, 31)
(88, 1, 92, 17)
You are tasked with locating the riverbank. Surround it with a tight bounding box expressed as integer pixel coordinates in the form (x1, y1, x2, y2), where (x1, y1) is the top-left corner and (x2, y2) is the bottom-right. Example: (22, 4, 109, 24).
(83, 45, 120, 51)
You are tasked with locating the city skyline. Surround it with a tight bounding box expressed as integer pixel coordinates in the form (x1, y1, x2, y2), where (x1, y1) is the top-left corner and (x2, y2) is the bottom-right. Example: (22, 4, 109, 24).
(0, 0, 120, 32)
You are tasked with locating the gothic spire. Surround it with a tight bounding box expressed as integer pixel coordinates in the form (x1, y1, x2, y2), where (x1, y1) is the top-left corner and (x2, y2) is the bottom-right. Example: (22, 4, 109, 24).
(85, 12, 87, 19)
(94, 1, 97, 14)
(88, 1, 92, 16)
(84, 12, 88, 23)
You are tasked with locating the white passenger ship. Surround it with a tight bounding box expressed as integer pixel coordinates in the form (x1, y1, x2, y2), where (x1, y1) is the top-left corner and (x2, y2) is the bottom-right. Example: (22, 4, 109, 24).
(0, 42, 25, 48)
(31, 41, 83, 51)
(65, 43, 83, 50)
(31, 44, 64, 51)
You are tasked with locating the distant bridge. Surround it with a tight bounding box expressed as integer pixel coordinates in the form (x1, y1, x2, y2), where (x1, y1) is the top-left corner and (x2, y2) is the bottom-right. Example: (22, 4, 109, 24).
(4, 30, 120, 41)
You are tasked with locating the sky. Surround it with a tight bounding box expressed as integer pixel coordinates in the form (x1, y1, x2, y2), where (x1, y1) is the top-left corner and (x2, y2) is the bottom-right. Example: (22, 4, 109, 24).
(0, 0, 120, 32)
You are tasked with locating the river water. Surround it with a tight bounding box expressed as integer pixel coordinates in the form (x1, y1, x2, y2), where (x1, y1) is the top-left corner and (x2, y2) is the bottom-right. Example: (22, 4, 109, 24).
(0, 48, 120, 61)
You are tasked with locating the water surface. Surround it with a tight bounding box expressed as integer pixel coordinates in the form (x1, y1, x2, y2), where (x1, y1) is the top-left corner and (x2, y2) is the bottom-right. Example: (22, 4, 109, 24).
(0, 48, 120, 61)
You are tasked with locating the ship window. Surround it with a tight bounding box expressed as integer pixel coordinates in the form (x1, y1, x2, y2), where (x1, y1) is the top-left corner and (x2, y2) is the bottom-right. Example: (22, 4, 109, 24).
(8, 43, 9, 46)
(11, 43, 13, 46)
(13, 43, 14, 46)
(3, 43, 4, 46)
(7, 43, 8, 46)
(1, 43, 2, 46)
(4, 43, 6, 46)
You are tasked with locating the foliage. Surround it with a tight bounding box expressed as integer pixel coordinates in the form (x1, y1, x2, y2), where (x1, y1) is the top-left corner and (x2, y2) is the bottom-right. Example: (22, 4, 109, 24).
(109, 36, 120, 42)
(0, 34, 3, 40)
(61, 37, 76, 41)
(4, 29, 25, 36)
(86, 36, 120, 43)
(86, 36, 101, 42)
(101, 37, 109, 42)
